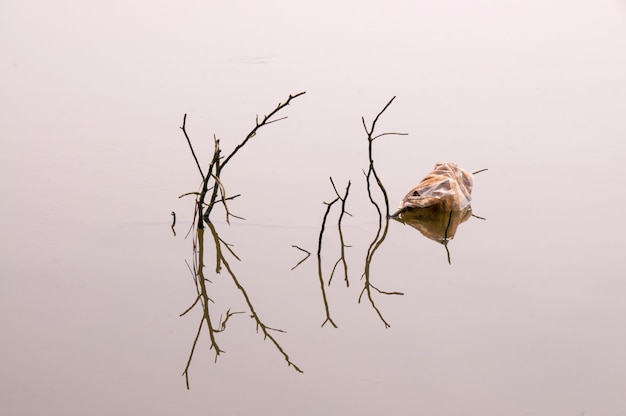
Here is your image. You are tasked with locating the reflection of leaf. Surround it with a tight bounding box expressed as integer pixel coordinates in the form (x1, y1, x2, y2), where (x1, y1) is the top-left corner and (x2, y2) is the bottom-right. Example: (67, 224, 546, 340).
(393, 205, 473, 244)
(393, 206, 473, 265)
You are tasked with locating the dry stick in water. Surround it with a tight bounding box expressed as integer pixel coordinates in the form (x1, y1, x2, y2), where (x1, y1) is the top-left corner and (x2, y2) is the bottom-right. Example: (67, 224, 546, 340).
(178, 91, 306, 388)
(205, 92, 306, 222)
(359, 96, 406, 328)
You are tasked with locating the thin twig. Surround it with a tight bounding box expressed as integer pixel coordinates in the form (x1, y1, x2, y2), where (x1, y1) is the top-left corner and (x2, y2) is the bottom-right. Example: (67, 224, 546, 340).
(180, 295, 201, 317)
(183, 316, 205, 389)
(207, 222, 303, 372)
(290, 245, 311, 270)
(180, 113, 205, 181)
(221, 92, 306, 169)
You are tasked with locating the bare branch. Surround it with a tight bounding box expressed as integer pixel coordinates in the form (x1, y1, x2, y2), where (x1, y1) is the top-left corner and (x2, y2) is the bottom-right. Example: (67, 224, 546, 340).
(180, 113, 205, 181)
(372, 132, 409, 141)
(221, 92, 306, 169)
(179, 191, 201, 198)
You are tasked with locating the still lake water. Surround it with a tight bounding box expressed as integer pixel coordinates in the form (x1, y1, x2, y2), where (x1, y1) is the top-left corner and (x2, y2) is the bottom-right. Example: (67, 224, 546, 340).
(2, 1, 626, 415)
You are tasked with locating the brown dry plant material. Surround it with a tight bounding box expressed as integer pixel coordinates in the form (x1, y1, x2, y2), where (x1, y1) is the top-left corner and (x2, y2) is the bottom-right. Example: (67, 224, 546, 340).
(393, 162, 473, 215)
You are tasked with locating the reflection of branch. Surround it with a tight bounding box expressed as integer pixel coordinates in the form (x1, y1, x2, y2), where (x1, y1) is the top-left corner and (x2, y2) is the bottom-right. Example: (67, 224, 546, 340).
(359, 97, 406, 328)
(182, 226, 222, 389)
(312, 177, 352, 327)
(290, 245, 311, 270)
(207, 222, 302, 373)
(359, 214, 403, 328)
(215, 309, 245, 333)
(316, 193, 339, 328)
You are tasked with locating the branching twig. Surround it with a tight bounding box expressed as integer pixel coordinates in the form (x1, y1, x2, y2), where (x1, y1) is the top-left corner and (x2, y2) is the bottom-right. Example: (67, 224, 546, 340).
(359, 97, 406, 327)
(362, 96, 407, 219)
(178, 92, 306, 388)
(222, 92, 306, 169)
(215, 309, 245, 333)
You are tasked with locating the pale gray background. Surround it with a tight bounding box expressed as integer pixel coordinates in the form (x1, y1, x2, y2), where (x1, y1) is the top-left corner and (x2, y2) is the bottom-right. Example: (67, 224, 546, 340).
(2, 1, 626, 415)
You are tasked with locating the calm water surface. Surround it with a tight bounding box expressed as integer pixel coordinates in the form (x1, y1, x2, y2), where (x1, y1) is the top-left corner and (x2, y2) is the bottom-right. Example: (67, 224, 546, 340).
(2, 1, 626, 415)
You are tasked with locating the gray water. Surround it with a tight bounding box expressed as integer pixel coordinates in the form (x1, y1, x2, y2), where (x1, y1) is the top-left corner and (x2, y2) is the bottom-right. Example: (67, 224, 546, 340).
(2, 1, 626, 415)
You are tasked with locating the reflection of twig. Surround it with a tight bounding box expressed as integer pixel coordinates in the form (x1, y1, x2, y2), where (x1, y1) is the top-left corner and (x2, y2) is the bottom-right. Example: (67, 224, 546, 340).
(207, 222, 302, 373)
(182, 226, 223, 389)
(215, 309, 245, 333)
(180, 295, 200, 317)
(290, 245, 311, 270)
(312, 176, 352, 327)
(359, 97, 406, 328)
(171, 211, 177, 236)
(359, 214, 403, 328)
(316, 194, 339, 328)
